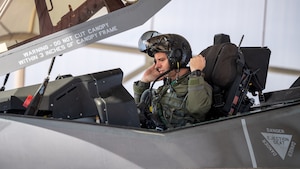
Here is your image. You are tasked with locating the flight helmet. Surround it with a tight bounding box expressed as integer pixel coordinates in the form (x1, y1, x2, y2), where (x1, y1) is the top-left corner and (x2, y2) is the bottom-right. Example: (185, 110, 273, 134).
(138, 31, 192, 69)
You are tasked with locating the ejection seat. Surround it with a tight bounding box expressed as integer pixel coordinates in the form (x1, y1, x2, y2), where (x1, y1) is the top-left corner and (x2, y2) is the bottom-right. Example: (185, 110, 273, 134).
(200, 34, 271, 120)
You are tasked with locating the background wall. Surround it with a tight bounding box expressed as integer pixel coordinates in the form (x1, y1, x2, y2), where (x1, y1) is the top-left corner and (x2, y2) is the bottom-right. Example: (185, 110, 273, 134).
(1, 0, 299, 104)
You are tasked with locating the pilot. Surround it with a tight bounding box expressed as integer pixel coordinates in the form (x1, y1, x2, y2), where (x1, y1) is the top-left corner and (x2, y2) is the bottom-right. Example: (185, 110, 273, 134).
(134, 31, 212, 130)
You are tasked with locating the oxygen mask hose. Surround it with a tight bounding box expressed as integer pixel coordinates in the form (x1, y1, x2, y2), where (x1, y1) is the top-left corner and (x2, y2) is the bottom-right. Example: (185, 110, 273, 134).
(138, 69, 172, 130)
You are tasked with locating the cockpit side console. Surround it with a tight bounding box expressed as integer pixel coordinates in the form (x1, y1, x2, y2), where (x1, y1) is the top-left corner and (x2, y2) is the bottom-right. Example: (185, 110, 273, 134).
(0, 68, 140, 127)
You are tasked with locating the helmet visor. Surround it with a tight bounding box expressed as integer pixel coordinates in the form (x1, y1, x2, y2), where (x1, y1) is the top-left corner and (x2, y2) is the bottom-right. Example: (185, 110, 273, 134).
(138, 31, 161, 53)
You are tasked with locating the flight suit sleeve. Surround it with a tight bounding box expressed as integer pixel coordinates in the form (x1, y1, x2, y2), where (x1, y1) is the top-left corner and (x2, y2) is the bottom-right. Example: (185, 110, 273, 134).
(133, 81, 150, 104)
(186, 76, 212, 119)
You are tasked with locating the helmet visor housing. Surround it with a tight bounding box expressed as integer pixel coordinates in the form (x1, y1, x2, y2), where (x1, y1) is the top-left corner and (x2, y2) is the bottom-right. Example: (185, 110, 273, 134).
(138, 30, 161, 53)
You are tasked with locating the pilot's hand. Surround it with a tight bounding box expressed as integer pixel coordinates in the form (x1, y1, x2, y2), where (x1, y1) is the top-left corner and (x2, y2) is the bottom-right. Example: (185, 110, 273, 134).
(141, 63, 161, 83)
(190, 54, 206, 72)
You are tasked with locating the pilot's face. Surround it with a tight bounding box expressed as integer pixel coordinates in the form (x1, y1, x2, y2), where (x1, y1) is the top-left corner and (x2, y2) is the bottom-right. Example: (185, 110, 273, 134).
(154, 52, 170, 75)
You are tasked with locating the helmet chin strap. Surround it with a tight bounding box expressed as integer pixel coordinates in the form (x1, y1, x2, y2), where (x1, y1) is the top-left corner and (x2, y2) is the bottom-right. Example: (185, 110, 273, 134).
(176, 61, 180, 80)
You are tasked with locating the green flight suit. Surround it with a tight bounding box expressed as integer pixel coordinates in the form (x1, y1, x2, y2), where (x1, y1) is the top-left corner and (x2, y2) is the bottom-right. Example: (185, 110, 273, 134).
(133, 72, 212, 129)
